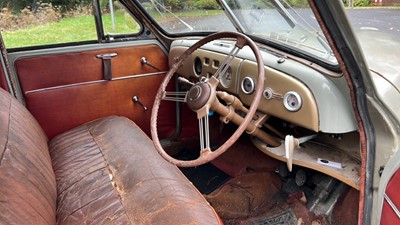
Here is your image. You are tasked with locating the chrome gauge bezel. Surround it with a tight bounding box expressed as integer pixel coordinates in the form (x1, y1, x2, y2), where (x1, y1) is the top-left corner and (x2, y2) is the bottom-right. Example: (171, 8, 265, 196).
(283, 91, 302, 112)
(220, 66, 232, 88)
(263, 88, 273, 100)
(241, 76, 255, 95)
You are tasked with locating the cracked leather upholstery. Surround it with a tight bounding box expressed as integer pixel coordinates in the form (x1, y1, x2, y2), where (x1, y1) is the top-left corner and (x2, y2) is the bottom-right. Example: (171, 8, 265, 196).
(0, 89, 57, 225)
(0, 88, 221, 225)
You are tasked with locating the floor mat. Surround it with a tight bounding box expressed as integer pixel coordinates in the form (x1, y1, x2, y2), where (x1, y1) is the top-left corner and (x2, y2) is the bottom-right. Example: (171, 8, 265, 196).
(250, 209, 297, 225)
(179, 163, 231, 194)
(175, 149, 231, 194)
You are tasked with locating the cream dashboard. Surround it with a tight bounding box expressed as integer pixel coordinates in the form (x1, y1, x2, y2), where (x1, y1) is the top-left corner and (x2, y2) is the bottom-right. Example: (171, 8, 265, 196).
(168, 39, 361, 190)
(169, 39, 357, 134)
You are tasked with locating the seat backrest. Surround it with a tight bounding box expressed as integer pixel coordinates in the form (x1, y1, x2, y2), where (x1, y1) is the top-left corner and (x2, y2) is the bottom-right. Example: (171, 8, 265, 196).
(0, 88, 57, 225)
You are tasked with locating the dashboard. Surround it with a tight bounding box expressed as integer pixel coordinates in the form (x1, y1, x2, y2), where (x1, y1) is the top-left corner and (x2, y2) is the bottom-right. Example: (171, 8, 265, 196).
(169, 39, 357, 134)
(168, 39, 361, 189)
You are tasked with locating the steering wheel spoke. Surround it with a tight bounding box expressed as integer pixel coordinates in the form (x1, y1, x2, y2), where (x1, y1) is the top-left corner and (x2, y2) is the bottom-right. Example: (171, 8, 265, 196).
(198, 115, 211, 151)
(162, 91, 187, 102)
(213, 45, 241, 80)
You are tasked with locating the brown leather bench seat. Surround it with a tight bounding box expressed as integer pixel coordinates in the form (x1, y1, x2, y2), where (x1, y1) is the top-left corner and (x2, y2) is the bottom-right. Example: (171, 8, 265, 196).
(0, 88, 221, 225)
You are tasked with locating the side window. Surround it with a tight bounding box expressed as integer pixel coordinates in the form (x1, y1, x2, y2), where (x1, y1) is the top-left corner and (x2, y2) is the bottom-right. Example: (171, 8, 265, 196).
(0, 1, 98, 48)
(0, 0, 141, 49)
(99, 0, 141, 37)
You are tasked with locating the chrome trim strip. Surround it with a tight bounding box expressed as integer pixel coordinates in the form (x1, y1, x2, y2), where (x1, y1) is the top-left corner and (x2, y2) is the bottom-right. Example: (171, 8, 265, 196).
(25, 71, 167, 94)
(384, 193, 400, 219)
(111, 71, 166, 81)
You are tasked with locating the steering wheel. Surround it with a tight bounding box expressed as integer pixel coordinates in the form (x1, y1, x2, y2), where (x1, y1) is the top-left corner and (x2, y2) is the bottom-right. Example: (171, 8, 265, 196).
(151, 32, 265, 167)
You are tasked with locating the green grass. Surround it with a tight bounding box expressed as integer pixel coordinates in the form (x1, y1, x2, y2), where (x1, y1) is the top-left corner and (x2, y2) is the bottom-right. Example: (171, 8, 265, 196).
(3, 11, 139, 48)
(102, 10, 140, 35)
(148, 9, 223, 22)
(174, 10, 223, 17)
(2, 9, 222, 48)
(3, 16, 97, 48)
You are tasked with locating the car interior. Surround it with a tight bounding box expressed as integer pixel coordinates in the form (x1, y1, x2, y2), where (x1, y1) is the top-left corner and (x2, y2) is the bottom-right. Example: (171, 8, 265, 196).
(0, 1, 366, 225)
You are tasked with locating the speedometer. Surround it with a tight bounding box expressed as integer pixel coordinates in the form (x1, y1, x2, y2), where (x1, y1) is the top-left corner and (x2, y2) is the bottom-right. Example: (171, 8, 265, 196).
(220, 66, 232, 88)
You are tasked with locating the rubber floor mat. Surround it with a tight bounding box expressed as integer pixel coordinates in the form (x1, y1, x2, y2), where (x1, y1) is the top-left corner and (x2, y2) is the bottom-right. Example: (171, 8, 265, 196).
(175, 149, 231, 194)
(250, 209, 297, 225)
(179, 163, 230, 194)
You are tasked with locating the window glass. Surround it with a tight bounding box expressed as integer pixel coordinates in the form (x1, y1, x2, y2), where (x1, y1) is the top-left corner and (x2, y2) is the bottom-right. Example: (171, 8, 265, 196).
(138, 0, 236, 34)
(100, 0, 141, 36)
(343, 4, 400, 38)
(227, 0, 337, 65)
(1, 1, 97, 48)
(138, 0, 336, 65)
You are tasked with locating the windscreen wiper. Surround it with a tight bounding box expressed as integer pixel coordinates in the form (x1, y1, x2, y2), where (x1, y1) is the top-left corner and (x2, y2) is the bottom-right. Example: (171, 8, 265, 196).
(218, 0, 247, 33)
(149, 0, 193, 31)
(271, 0, 297, 28)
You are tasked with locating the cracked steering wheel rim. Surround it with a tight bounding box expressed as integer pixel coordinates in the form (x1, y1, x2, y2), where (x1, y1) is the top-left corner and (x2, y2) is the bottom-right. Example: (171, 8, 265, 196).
(151, 31, 265, 167)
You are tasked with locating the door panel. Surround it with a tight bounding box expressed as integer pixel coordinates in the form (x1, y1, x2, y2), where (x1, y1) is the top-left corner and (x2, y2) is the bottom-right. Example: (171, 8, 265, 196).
(15, 45, 166, 91)
(12, 43, 176, 139)
(0, 66, 8, 91)
(380, 169, 400, 224)
(0, 35, 10, 92)
(381, 201, 399, 224)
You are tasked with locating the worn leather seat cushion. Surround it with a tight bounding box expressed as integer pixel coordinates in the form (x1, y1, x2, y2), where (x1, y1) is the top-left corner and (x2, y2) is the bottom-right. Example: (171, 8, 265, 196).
(50, 116, 220, 225)
(0, 88, 221, 225)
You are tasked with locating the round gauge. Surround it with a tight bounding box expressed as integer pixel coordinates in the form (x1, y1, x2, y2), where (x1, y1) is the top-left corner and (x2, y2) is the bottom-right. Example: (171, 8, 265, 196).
(194, 57, 202, 76)
(241, 76, 255, 95)
(283, 91, 302, 112)
(263, 88, 273, 99)
(220, 66, 232, 88)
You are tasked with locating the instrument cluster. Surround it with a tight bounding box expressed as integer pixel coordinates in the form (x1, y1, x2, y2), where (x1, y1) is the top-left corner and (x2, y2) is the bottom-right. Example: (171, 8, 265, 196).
(169, 46, 320, 132)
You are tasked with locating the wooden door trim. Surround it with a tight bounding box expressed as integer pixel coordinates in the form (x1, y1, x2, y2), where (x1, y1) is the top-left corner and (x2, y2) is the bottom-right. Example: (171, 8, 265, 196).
(7, 40, 168, 104)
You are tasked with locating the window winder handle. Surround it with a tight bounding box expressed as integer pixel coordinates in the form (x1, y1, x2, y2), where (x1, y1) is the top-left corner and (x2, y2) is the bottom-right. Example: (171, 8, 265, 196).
(132, 96, 148, 111)
(140, 57, 161, 71)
